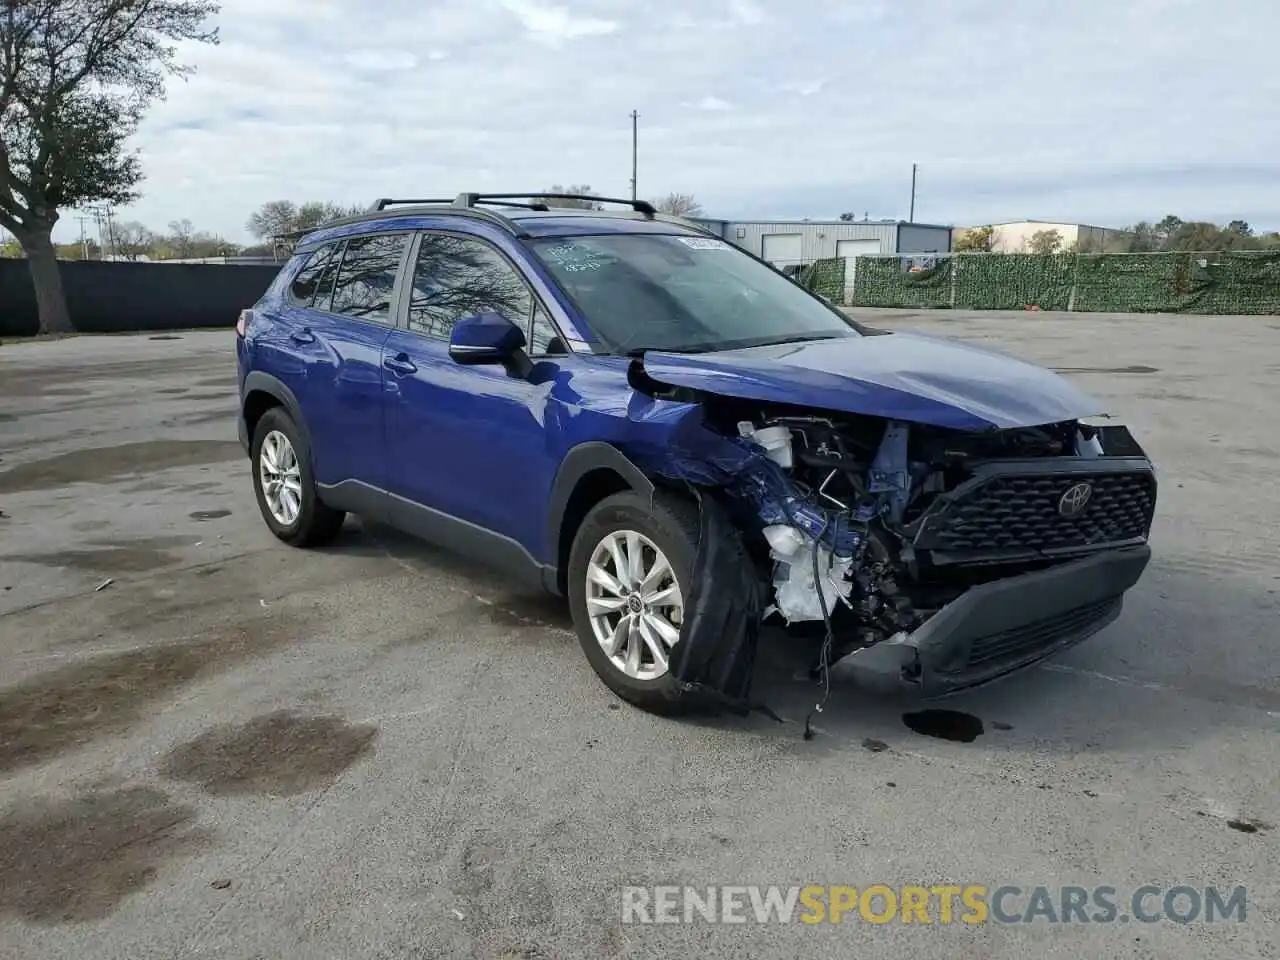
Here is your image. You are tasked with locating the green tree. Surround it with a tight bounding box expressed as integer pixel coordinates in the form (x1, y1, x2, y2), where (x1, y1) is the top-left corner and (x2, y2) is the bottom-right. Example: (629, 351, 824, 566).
(1026, 229, 1063, 255)
(954, 225, 997, 252)
(1153, 215, 1183, 249)
(0, 0, 220, 333)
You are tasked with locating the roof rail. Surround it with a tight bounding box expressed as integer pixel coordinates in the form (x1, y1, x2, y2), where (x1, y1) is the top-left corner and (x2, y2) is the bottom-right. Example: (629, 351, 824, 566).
(453, 192, 656, 218)
(370, 198, 454, 211)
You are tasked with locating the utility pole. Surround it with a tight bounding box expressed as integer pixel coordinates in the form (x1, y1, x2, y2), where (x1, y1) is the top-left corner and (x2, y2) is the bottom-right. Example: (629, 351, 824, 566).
(909, 162, 918, 222)
(629, 109, 638, 201)
(76, 215, 93, 259)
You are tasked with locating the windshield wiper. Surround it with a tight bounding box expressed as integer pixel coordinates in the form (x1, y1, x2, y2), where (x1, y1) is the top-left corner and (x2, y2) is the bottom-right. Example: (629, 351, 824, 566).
(749, 333, 843, 348)
(622, 344, 715, 357)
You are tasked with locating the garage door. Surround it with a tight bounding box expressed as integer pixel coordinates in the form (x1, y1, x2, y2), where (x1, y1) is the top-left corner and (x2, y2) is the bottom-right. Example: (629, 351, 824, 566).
(836, 239, 883, 303)
(761, 234, 804, 271)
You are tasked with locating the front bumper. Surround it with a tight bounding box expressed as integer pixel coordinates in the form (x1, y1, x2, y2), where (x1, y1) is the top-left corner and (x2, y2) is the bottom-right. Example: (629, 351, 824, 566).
(237, 408, 250, 456)
(840, 544, 1151, 697)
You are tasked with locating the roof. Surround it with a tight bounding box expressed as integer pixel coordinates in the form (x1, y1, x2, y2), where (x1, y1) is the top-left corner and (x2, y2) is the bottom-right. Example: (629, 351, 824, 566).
(286, 193, 711, 248)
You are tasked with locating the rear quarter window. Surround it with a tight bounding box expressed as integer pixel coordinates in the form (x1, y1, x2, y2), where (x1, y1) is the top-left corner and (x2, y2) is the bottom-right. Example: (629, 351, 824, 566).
(288, 242, 342, 307)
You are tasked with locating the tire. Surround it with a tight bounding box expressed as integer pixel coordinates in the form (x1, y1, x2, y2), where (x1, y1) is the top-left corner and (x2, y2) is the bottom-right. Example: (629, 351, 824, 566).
(250, 406, 346, 547)
(567, 489, 700, 713)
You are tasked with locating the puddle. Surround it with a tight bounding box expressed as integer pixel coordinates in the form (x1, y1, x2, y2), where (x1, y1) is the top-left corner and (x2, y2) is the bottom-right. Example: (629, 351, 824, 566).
(160, 711, 378, 796)
(0, 787, 210, 924)
(0, 440, 242, 493)
(194, 376, 236, 389)
(157, 387, 189, 395)
(0, 621, 301, 773)
(189, 509, 232, 521)
(149, 335, 184, 341)
(902, 709, 985, 743)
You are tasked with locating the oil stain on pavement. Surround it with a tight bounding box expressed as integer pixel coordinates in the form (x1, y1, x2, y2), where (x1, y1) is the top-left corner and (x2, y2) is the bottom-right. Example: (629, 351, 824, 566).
(0, 787, 211, 924)
(0, 619, 304, 774)
(0, 440, 242, 494)
(6, 536, 194, 574)
(159, 710, 378, 797)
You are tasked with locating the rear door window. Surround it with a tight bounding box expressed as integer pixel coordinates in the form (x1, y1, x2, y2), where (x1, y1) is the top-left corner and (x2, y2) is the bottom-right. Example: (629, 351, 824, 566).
(328, 234, 409, 323)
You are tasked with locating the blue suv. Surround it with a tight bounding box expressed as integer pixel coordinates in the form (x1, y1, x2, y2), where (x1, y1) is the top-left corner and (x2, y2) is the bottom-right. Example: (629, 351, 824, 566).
(236, 193, 1156, 713)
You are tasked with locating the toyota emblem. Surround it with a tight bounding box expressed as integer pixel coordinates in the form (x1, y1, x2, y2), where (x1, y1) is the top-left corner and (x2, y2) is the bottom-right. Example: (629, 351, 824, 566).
(1057, 482, 1093, 517)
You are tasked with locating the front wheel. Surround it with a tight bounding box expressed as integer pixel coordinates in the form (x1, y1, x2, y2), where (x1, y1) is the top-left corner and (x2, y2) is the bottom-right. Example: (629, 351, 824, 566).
(567, 490, 699, 712)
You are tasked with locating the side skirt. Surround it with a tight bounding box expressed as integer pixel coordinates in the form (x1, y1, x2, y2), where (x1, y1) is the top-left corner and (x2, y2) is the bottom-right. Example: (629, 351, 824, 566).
(316, 479, 560, 595)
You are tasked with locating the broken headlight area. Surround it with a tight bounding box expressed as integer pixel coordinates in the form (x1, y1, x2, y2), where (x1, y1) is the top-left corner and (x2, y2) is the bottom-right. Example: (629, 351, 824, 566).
(658, 404, 1156, 713)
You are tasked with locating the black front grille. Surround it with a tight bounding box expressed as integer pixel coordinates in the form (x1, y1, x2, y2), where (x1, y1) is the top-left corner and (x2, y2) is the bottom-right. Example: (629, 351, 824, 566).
(917, 469, 1156, 554)
(966, 597, 1121, 667)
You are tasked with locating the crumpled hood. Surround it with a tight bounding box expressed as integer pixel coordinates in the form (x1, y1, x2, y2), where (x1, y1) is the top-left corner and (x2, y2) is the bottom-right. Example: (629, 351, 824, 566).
(640, 332, 1106, 431)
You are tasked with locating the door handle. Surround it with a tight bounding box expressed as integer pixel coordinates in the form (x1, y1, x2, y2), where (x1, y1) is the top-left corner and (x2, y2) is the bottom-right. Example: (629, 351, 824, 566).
(383, 353, 417, 376)
(290, 328, 316, 345)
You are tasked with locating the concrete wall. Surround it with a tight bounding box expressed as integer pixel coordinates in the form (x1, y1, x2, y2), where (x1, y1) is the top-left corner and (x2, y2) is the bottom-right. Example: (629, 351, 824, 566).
(0, 259, 279, 336)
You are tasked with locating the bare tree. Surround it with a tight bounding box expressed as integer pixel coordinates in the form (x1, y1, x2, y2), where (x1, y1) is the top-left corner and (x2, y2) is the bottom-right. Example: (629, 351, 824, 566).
(653, 192, 704, 218)
(167, 218, 195, 258)
(112, 219, 154, 260)
(246, 199, 362, 241)
(542, 185, 603, 210)
(0, 0, 220, 333)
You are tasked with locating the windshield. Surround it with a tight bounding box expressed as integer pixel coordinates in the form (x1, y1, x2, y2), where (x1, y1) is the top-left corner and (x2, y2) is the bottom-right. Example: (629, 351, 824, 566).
(527, 234, 860, 354)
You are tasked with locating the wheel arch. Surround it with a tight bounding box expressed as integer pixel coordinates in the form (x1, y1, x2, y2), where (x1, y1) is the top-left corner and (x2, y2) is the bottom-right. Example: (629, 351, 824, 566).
(547, 442, 656, 596)
(242, 371, 312, 453)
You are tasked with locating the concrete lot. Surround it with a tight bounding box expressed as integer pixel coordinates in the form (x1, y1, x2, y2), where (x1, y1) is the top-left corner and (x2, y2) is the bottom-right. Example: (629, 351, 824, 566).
(0, 309, 1276, 959)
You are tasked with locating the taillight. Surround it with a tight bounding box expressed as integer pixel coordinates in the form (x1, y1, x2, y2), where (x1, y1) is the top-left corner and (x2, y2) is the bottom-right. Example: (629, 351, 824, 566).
(236, 309, 252, 337)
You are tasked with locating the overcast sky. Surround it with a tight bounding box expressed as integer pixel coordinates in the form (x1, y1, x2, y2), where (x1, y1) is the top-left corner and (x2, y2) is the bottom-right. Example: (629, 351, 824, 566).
(59, 0, 1280, 243)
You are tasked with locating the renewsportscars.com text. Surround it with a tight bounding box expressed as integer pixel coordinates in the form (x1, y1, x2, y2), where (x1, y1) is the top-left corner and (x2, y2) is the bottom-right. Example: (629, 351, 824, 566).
(621, 884, 1248, 925)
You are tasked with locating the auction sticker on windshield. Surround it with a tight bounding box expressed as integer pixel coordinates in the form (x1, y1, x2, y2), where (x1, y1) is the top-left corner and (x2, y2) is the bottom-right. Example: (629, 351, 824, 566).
(678, 237, 729, 250)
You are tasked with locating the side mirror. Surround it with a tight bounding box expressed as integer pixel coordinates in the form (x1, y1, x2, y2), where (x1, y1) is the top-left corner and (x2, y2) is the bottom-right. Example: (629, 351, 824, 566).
(448, 311, 527, 365)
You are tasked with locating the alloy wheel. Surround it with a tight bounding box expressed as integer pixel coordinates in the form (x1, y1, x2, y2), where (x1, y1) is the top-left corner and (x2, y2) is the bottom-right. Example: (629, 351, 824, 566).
(585, 529, 684, 681)
(259, 429, 303, 526)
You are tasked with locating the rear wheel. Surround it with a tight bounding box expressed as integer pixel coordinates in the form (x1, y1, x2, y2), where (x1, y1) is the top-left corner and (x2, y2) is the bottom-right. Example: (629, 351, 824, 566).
(567, 490, 699, 712)
(250, 406, 345, 547)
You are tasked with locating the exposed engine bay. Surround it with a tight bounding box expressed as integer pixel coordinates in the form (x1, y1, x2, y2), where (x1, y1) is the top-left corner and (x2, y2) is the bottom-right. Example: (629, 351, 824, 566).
(625, 353, 1158, 710)
(697, 403, 1157, 689)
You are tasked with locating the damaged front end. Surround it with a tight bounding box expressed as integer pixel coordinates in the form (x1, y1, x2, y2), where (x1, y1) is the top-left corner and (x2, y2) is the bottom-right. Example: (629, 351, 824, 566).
(627, 358, 1158, 711)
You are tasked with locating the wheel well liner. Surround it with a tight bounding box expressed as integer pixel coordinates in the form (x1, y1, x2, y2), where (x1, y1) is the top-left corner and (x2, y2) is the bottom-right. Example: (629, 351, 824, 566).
(548, 442, 656, 595)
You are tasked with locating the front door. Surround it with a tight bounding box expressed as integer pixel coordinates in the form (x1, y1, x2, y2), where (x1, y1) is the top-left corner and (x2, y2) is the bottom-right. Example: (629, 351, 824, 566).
(381, 230, 561, 566)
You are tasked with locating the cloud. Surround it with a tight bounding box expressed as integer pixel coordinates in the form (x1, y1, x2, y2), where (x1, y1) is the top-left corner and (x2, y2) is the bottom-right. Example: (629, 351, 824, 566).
(499, 0, 618, 44)
(683, 96, 733, 112)
(51, 0, 1280, 242)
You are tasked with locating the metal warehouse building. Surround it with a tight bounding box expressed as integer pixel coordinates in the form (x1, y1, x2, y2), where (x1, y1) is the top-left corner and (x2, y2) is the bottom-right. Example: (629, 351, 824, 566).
(688, 218, 953, 274)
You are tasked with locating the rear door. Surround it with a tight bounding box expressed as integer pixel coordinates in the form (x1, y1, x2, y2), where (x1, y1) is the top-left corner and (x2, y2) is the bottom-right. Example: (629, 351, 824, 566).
(278, 233, 408, 493)
(381, 230, 563, 562)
